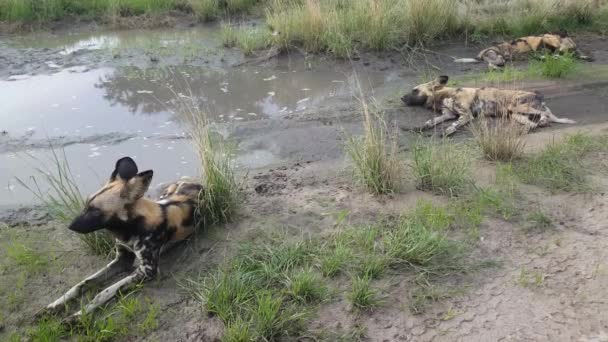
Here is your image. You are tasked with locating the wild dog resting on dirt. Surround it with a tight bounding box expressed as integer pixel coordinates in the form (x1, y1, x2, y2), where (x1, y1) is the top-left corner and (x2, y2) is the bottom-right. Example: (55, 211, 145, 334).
(401, 75, 575, 136)
(38, 157, 203, 322)
(454, 33, 591, 69)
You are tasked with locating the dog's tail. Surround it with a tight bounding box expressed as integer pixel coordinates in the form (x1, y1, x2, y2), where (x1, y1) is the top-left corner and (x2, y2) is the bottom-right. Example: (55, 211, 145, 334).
(544, 104, 576, 124)
(453, 58, 480, 64)
(550, 116, 576, 124)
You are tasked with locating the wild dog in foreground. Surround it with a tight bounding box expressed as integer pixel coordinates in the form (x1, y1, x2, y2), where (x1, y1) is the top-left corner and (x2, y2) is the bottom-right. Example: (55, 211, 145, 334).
(401, 75, 575, 136)
(38, 157, 202, 322)
(455, 33, 592, 69)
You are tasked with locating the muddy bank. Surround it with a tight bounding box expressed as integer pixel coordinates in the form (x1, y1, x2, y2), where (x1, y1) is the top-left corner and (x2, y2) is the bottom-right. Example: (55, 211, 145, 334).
(2, 22, 608, 340)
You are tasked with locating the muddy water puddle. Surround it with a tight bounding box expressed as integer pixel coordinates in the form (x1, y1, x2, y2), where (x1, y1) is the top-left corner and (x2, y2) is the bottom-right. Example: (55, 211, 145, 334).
(0, 29, 392, 206)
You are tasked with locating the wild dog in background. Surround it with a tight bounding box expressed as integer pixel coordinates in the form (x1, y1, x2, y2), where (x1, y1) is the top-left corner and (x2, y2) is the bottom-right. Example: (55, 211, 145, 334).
(401, 75, 575, 136)
(454, 33, 592, 69)
(39, 157, 203, 322)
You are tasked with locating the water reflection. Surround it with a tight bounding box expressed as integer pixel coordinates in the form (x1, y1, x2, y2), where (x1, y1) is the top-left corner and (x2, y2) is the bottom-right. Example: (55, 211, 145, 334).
(95, 65, 386, 121)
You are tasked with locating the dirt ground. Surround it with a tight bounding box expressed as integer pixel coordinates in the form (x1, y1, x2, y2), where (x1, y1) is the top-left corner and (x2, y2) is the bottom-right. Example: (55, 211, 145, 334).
(1, 25, 608, 341)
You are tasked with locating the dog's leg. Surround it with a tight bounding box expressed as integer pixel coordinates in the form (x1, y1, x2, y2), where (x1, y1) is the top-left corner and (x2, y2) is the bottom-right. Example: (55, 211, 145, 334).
(443, 107, 473, 136)
(423, 109, 457, 130)
(67, 244, 160, 321)
(543, 104, 576, 124)
(39, 245, 134, 317)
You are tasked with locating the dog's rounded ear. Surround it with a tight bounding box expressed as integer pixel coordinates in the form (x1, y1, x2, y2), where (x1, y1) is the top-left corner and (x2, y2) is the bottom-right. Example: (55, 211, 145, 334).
(438, 75, 449, 85)
(111, 157, 138, 181)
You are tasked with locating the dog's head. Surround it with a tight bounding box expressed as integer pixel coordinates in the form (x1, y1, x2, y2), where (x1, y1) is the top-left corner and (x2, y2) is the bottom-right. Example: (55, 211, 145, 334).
(478, 48, 506, 69)
(401, 75, 449, 107)
(68, 157, 153, 234)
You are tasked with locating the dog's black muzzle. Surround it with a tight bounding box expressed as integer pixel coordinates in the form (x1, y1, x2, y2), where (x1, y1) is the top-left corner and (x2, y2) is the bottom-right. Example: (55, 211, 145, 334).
(401, 94, 428, 107)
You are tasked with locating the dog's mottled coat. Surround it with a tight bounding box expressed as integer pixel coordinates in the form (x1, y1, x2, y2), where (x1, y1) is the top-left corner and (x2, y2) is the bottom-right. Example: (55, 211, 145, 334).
(40, 157, 203, 321)
(401, 75, 575, 135)
(455, 33, 590, 69)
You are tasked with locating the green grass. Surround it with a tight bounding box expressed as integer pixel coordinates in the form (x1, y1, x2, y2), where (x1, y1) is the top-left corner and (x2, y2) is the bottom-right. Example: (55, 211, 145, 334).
(529, 53, 578, 78)
(5, 242, 48, 274)
(345, 96, 401, 195)
(0, 0, 261, 24)
(358, 253, 388, 279)
(526, 209, 553, 231)
(408, 275, 458, 314)
(191, 0, 221, 21)
(233, 27, 273, 56)
(283, 268, 327, 304)
(189, 198, 492, 340)
(222, 317, 254, 342)
(412, 139, 472, 196)
(263, 0, 608, 57)
(470, 118, 527, 162)
(22, 294, 160, 341)
(514, 133, 606, 192)
(516, 267, 545, 288)
(383, 212, 453, 267)
(347, 276, 380, 310)
(221, 23, 239, 47)
(16, 148, 115, 257)
(180, 98, 242, 226)
(318, 242, 352, 277)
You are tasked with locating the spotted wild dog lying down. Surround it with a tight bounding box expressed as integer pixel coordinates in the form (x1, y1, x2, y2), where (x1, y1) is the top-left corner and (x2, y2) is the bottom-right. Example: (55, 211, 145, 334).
(454, 33, 592, 69)
(38, 157, 203, 322)
(401, 75, 575, 136)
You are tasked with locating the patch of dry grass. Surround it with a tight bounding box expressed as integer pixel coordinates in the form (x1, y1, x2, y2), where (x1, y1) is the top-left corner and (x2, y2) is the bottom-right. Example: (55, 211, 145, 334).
(470, 117, 527, 162)
(345, 81, 401, 195)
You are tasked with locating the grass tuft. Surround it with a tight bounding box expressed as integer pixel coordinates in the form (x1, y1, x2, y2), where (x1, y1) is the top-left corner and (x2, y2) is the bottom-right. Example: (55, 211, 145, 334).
(470, 117, 527, 162)
(283, 268, 326, 303)
(234, 27, 273, 56)
(6, 242, 48, 273)
(514, 133, 603, 192)
(318, 242, 352, 277)
(412, 139, 472, 196)
(345, 92, 401, 195)
(347, 275, 380, 310)
(16, 148, 114, 257)
(179, 93, 242, 226)
(529, 52, 577, 78)
(527, 209, 553, 231)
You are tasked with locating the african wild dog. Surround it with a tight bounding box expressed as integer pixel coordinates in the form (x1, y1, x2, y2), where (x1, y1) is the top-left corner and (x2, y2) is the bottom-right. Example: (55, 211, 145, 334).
(401, 75, 575, 136)
(454, 33, 592, 69)
(38, 157, 203, 322)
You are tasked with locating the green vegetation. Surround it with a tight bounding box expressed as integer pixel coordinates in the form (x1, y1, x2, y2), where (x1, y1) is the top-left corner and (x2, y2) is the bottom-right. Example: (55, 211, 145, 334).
(408, 276, 459, 314)
(190, 199, 483, 340)
(529, 53, 577, 78)
(4, 0, 606, 54)
(16, 148, 115, 257)
(527, 209, 553, 231)
(283, 268, 327, 303)
(261, 0, 608, 57)
(514, 133, 608, 192)
(5, 242, 49, 274)
(345, 97, 401, 195)
(180, 98, 242, 226)
(222, 25, 273, 56)
(470, 118, 527, 162)
(516, 267, 545, 288)
(412, 139, 472, 196)
(20, 294, 159, 341)
(347, 275, 380, 310)
(0, 0, 260, 25)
